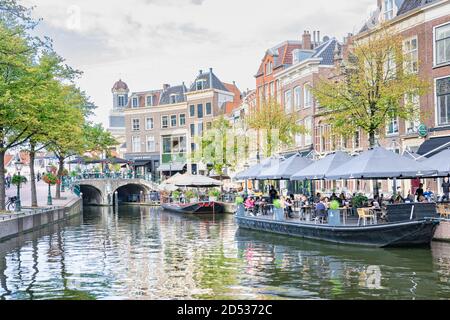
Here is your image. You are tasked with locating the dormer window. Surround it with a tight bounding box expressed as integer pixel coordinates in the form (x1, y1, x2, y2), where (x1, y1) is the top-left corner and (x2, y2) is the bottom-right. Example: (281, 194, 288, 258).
(384, 0, 394, 21)
(146, 95, 154, 107)
(196, 80, 207, 91)
(118, 95, 127, 107)
(132, 97, 139, 108)
(292, 49, 300, 65)
(265, 61, 273, 75)
(170, 94, 178, 104)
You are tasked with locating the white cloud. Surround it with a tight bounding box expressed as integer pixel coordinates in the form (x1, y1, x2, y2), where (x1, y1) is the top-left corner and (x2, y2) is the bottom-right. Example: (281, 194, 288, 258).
(22, 0, 374, 126)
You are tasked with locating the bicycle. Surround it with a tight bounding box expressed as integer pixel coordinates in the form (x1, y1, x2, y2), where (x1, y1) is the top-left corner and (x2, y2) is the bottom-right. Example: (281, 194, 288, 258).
(6, 196, 17, 211)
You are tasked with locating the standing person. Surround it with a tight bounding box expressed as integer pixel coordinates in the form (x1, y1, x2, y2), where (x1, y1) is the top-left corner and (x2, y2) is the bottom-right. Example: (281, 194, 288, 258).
(5, 173, 11, 189)
(269, 186, 278, 204)
(415, 183, 424, 202)
(442, 177, 450, 203)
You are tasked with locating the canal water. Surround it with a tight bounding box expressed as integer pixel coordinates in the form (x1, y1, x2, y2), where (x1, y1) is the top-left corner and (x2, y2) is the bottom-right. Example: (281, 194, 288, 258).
(1, 206, 450, 300)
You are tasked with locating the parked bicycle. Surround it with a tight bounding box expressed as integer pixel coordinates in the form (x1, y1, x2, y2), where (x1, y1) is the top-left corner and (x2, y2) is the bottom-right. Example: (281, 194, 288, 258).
(6, 196, 17, 211)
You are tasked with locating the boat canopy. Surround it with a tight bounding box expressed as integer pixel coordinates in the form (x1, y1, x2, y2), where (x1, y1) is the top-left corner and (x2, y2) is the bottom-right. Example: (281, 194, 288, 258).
(325, 147, 437, 180)
(291, 151, 351, 181)
(258, 154, 313, 180)
(174, 173, 223, 188)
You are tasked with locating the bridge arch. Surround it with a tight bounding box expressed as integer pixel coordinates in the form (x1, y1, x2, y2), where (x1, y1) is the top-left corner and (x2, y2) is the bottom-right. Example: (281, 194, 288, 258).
(114, 183, 151, 204)
(79, 185, 103, 206)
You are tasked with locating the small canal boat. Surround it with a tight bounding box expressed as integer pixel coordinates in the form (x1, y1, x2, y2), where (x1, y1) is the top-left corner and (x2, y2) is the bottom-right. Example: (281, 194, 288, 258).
(162, 201, 225, 214)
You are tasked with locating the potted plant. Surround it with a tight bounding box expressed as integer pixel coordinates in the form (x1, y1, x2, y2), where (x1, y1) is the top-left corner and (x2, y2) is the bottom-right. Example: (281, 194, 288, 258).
(208, 189, 220, 202)
(172, 190, 181, 202)
(352, 194, 368, 208)
(185, 190, 197, 203)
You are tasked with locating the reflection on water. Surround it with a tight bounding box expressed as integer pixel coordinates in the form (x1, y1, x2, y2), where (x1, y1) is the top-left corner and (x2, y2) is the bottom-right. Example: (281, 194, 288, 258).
(0, 206, 450, 300)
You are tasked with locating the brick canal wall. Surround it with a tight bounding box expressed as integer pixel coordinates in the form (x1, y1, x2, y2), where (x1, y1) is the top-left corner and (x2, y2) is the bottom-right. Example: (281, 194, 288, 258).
(0, 198, 83, 242)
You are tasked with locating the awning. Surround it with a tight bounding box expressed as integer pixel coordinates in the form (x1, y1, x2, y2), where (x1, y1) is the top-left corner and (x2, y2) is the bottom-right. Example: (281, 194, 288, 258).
(133, 160, 152, 167)
(417, 136, 450, 158)
(157, 163, 186, 172)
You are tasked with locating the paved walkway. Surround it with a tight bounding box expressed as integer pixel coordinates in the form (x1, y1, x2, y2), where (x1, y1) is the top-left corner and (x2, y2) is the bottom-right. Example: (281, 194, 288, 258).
(5, 180, 78, 209)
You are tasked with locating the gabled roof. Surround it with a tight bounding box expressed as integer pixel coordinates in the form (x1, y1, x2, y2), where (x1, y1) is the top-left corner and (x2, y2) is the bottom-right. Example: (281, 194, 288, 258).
(359, 0, 439, 34)
(222, 82, 242, 115)
(189, 70, 229, 92)
(159, 84, 187, 105)
(311, 39, 339, 65)
(397, 0, 437, 15)
(128, 90, 163, 108)
(255, 41, 303, 77)
(4, 154, 13, 167)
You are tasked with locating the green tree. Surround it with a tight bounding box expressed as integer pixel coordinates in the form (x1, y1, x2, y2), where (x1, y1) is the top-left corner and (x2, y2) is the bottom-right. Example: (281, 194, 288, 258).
(246, 98, 304, 158)
(83, 123, 118, 157)
(312, 26, 431, 148)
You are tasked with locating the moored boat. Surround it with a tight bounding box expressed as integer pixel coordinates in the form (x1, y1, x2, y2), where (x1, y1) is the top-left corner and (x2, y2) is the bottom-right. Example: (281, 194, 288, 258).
(162, 201, 225, 214)
(235, 209, 439, 248)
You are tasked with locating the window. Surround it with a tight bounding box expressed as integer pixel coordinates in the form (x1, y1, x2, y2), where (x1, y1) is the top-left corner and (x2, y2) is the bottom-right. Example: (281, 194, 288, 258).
(304, 85, 312, 108)
(206, 103, 212, 115)
(118, 95, 127, 107)
(171, 115, 177, 127)
(404, 37, 418, 74)
(264, 84, 269, 100)
(197, 104, 203, 118)
(145, 117, 154, 130)
(284, 90, 292, 113)
(384, 51, 397, 79)
(146, 136, 155, 152)
(435, 23, 450, 66)
(206, 122, 212, 130)
(179, 114, 186, 126)
(189, 105, 195, 117)
(276, 80, 281, 103)
(190, 123, 195, 137)
(295, 120, 303, 146)
(437, 77, 450, 126)
(384, 0, 394, 21)
(132, 119, 140, 131)
(132, 97, 139, 108)
(294, 86, 302, 110)
(386, 117, 399, 135)
(265, 61, 273, 75)
(161, 116, 169, 129)
(354, 130, 360, 149)
(146, 96, 154, 107)
(132, 136, 141, 153)
(170, 94, 178, 104)
(270, 82, 275, 97)
(162, 137, 171, 154)
(198, 123, 204, 136)
(304, 117, 312, 145)
(196, 80, 207, 91)
(405, 94, 420, 133)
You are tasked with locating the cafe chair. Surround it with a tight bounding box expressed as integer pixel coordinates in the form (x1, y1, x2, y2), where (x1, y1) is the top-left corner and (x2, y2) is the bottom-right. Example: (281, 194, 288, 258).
(437, 205, 450, 219)
(357, 208, 376, 226)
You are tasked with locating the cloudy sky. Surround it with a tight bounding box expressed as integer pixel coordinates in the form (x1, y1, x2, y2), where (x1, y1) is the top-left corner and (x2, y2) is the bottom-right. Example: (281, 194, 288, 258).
(23, 0, 376, 126)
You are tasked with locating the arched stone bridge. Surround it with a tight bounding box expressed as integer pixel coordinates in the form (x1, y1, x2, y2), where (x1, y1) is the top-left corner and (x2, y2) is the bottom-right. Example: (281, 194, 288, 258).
(74, 178, 158, 206)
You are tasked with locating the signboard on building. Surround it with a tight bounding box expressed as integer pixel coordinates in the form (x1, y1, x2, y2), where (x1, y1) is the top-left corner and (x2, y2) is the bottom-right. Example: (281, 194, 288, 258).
(418, 124, 428, 138)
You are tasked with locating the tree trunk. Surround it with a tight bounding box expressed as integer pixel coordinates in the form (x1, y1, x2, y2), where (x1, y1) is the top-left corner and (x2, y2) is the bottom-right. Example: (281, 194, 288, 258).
(0, 150, 5, 211)
(55, 156, 64, 199)
(29, 143, 38, 207)
(369, 131, 376, 149)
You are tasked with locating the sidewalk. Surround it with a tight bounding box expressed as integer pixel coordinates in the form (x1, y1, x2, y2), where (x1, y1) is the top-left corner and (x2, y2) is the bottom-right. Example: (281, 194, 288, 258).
(5, 180, 78, 209)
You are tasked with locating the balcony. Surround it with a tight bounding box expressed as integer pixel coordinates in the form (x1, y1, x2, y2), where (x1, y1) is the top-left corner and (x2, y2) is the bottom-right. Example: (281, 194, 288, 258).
(162, 153, 187, 164)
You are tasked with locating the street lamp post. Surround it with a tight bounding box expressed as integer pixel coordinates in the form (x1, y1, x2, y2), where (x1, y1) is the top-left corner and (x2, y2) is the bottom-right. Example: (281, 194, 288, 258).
(14, 158, 23, 212)
(46, 164, 53, 206)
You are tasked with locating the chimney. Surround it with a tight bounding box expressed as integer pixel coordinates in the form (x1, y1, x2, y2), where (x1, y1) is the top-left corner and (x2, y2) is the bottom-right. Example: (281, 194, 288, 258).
(302, 30, 311, 50)
(209, 68, 213, 89)
(163, 84, 170, 91)
(317, 31, 321, 44)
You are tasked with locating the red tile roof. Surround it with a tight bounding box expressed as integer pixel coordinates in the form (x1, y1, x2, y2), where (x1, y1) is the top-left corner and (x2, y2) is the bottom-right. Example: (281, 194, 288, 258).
(4, 154, 13, 167)
(223, 82, 242, 115)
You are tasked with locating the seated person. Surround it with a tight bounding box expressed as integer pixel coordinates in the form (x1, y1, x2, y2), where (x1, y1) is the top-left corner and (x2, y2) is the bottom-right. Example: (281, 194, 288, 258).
(315, 199, 328, 222)
(423, 187, 434, 202)
(418, 195, 428, 203)
(284, 197, 294, 218)
(244, 197, 256, 214)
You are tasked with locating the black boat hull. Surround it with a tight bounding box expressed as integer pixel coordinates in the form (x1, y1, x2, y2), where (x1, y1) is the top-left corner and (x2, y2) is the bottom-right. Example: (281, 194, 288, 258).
(162, 202, 225, 214)
(235, 216, 439, 248)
